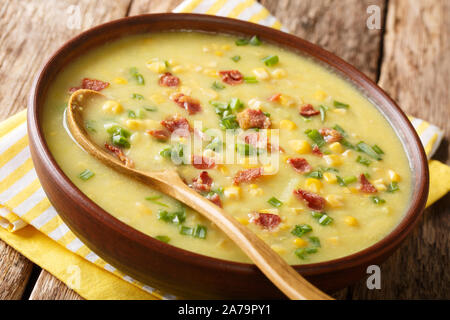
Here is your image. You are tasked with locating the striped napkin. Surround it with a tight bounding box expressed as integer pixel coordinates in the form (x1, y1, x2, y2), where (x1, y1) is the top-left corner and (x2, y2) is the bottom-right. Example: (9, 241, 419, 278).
(0, 0, 448, 300)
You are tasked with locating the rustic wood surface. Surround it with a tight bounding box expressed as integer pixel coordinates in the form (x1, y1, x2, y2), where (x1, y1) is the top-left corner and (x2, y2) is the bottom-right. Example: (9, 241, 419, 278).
(0, 0, 447, 299)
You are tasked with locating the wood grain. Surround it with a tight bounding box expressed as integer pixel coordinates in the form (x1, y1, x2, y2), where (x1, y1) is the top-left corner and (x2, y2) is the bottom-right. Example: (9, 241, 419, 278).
(128, 0, 183, 15)
(349, 0, 450, 299)
(29, 270, 82, 300)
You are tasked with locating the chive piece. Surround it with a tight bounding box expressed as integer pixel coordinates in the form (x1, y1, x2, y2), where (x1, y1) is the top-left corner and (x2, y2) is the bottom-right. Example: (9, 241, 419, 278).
(243, 76, 258, 83)
(295, 248, 307, 260)
(236, 143, 258, 156)
(356, 155, 372, 167)
(311, 212, 333, 226)
(130, 67, 145, 85)
(249, 35, 262, 46)
(235, 38, 249, 46)
(180, 226, 194, 236)
(341, 139, 356, 150)
(343, 176, 357, 185)
(371, 196, 386, 205)
(158, 209, 186, 225)
(155, 235, 170, 243)
(319, 105, 327, 122)
(131, 93, 144, 100)
(229, 97, 243, 111)
(220, 115, 239, 129)
(336, 175, 346, 186)
(262, 55, 279, 66)
(304, 129, 325, 148)
(79, 169, 94, 181)
(301, 116, 311, 123)
(231, 55, 241, 62)
(291, 224, 313, 237)
(85, 120, 96, 133)
(212, 81, 225, 90)
(128, 110, 136, 118)
(145, 195, 169, 207)
(194, 225, 207, 239)
(136, 109, 146, 119)
(268, 197, 283, 208)
(372, 144, 384, 155)
(144, 106, 157, 112)
(333, 124, 348, 137)
(306, 248, 318, 254)
(160, 147, 172, 158)
(387, 182, 400, 193)
(305, 171, 323, 179)
(333, 100, 349, 109)
(356, 142, 382, 160)
(309, 236, 321, 248)
(112, 135, 130, 148)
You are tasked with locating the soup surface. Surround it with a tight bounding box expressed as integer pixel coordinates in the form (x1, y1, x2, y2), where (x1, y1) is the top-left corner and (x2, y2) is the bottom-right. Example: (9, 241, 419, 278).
(43, 31, 411, 264)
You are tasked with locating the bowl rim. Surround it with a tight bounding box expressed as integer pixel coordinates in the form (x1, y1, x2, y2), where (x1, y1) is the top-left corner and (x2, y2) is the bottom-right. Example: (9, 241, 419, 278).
(27, 13, 429, 277)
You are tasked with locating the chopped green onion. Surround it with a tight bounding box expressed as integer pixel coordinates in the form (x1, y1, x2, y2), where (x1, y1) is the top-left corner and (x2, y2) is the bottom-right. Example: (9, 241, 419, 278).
(235, 38, 249, 46)
(112, 134, 130, 148)
(306, 248, 318, 254)
(356, 142, 382, 160)
(372, 145, 384, 155)
(305, 171, 323, 179)
(336, 175, 346, 186)
(243, 76, 258, 83)
(295, 248, 307, 260)
(356, 155, 372, 167)
(387, 182, 400, 193)
(231, 55, 241, 62)
(79, 169, 94, 181)
(229, 97, 243, 111)
(319, 105, 327, 122)
(145, 195, 169, 207)
(249, 35, 262, 46)
(85, 120, 96, 133)
(262, 55, 279, 66)
(180, 226, 193, 236)
(304, 129, 325, 148)
(311, 212, 333, 226)
(131, 93, 144, 100)
(301, 116, 311, 123)
(155, 235, 170, 243)
(220, 115, 239, 129)
(158, 209, 186, 225)
(341, 139, 356, 150)
(291, 224, 313, 237)
(160, 147, 172, 158)
(333, 124, 348, 137)
(194, 225, 207, 239)
(267, 197, 283, 208)
(128, 110, 136, 118)
(371, 196, 386, 205)
(236, 143, 258, 156)
(212, 81, 225, 90)
(136, 109, 146, 119)
(144, 106, 157, 112)
(333, 100, 349, 109)
(130, 67, 145, 85)
(343, 176, 357, 185)
(308, 236, 321, 248)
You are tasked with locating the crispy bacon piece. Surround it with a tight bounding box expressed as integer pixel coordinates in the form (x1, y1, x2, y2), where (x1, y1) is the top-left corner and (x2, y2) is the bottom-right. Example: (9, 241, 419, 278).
(206, 193, 223, 208)
(104, 143, 134, 168)
(251, 212, 281, 230)
(233, 167, 264, 185)
(171, 93, 202, 115)
(360, 174, 377, 193)
(159, 72, 180, 87)
(219, 70, 243, 85)
(312, 145, 323, 157)
(147, 129, 170, 141)
(319, 128, 342, 143)
(69, 78, 109, 93)
(236, 109, 271, 130)
(192, 155, 215, 169)
(161, 115, 191, 137)
(293, 189, 325, 211)
(299, 104, 320, 117)
(243, 132, 283, 153)
(268, 93, 282, 102)
(191, 171, 213, 192)
(287, 158, 312, 174)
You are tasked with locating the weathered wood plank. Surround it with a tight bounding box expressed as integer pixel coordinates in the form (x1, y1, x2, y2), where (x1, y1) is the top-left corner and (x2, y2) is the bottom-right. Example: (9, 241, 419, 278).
(128, 0, 183, 15)
(29, 270, 83, 300)
(350, 0, 450, 299)
(261, 0, 386, 81)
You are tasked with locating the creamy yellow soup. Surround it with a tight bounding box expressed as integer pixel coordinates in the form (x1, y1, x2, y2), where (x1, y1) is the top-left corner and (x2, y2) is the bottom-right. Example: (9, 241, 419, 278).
(42, 31, 411, 264)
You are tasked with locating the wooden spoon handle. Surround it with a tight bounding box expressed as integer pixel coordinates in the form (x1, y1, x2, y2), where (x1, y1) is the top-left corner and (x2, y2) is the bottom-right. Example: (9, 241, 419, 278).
(150, 171, 333, 300)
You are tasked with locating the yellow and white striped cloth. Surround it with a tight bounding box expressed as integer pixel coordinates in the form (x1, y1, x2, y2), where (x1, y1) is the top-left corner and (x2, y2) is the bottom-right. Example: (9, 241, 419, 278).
(0, 0, 448, 300)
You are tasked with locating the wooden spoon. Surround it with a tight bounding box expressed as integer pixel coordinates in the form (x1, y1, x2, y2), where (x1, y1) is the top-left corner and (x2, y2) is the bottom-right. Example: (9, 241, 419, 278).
(67, 89, 333, 300)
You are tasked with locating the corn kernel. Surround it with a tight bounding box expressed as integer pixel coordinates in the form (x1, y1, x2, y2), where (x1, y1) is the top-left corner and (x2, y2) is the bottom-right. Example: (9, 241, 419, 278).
(329, 142, 344, 154)
(326, 194, 344, 208)
(259, 208, 279, 214)
(388, 170, 401, 182)
(249, 184, 259, 189)
(375, 183, 387, 192)
(146, 60, 167, 73)
(114, 77, 127, 84)
(279, 94, 296, 107)
(263, 164, 277, 175)
(279, 119, 296, 131)
(150, 93, 165, 104)
(217, 164, 229, 175)
(289, 207, 304, 214)
(252, 68, 270, 80)
(344, 216, 358, 226)
(202, 46, 210, 53)
(327, 236, 340, 245)
(249, 187, 264, 196)
(348, 187, 359, 194)
(270, 245, 286, 255)
(125, 119, 143, 130)
(333, 108, 347, 115)
(214, 51, 224, 57)
(224, 186, 241, 199)
(172, 65, 184, 73)
(271, 68, 286, 79)
(323, 172, 337, 184)
(236, 217, 249, 225)
(102, 100, 123, 114)
(288, 139, 311, 154)
(135, 202, 152, 215)
(305, 178, 323, 193)
(203, 68, 218, 77)
(314, 90, 327, 101)
(143, 119, 160, 130)
(221, 44, 231, 51)
(323, 154, 343, 167)
(293, 238, 308, 248)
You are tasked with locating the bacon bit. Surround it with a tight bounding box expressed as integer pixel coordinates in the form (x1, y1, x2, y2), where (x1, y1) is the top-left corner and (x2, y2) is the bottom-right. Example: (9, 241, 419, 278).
(251, 212, 281, 230)
(287, 158, 312, 173)
(319, 128, 342, 143)
(159, 72, 180, 87)
(147, 129, 170, 141)
(104, 143, 134, 168)
(233, 167, 264, 185)
(206, 193, 223, 208)
(161, 115, 191, 137)
(293, 189, 325, 211)
(268, 93, 282, 102)
(191, 171, 213, 192)
(312, 145, 323, 157)
(299, 104, 320, 117)
(171, 93, 202, 115)
(360, 174, 377, 193)
(219, 70, 243, 85)
(69, 78, 109, 93)
(236, 109, 271, 130)
(192, 155, 215, 169)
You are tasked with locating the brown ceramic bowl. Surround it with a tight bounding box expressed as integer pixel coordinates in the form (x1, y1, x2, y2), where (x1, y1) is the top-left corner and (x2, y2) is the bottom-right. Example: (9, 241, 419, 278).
(27, 13, 429, 299)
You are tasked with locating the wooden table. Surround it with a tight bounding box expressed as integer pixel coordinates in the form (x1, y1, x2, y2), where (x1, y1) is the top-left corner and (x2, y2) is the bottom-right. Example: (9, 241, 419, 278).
(0, 0, 448, 300)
